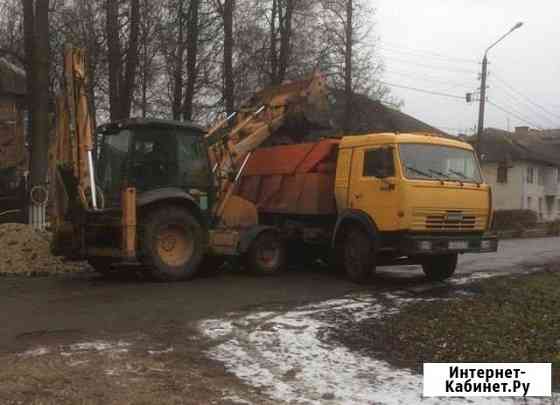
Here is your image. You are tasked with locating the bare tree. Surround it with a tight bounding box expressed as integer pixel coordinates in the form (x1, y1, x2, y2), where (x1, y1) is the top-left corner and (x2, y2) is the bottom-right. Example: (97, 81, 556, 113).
(344, 0, 352, 132)
(0, 0, 24, 64)
(214, 0, 235, 115)
(182, 0, 200, 121)
(268, 0, 296, 85)
(318, 1, 394, 113)
(106, 0, 141, 121)
(22, 0, 50, 189)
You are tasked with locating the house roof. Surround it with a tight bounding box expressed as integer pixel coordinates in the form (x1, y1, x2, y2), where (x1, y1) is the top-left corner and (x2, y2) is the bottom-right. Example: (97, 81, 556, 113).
(0, 58, 26, 97)
(476, 128, 560, 166)
(326, 89, 450, 137)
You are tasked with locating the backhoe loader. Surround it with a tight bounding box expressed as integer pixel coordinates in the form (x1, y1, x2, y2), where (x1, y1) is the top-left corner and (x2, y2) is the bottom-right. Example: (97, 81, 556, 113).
(51, 46, 331, 281)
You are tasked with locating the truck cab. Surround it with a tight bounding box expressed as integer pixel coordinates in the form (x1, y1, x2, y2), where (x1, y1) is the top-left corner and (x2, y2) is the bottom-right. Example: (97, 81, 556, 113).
(333, 133, 497, 281)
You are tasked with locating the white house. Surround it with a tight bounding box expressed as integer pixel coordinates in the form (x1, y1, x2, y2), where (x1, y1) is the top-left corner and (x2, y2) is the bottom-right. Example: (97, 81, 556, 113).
(479, 127, 560, 222)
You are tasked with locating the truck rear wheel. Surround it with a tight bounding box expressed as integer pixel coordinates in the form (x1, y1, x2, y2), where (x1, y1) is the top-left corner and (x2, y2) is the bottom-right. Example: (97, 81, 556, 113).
(340, 225, 375, 283)
(247, 230, 285, 276)
(141, 206, 204, 281)
(421, 253, 458, 281)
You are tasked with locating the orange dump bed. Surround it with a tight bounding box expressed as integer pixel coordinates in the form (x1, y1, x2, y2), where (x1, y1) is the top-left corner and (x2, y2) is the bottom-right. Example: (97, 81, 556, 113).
(236, 139, 339, 216)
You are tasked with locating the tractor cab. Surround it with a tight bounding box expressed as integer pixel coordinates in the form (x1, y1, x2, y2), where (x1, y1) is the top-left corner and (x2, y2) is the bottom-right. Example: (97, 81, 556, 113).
(96, 119, 212, 207)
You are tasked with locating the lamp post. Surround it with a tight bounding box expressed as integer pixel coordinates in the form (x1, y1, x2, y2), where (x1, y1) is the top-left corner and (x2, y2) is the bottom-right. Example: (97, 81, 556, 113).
(476, 22, 524, 155)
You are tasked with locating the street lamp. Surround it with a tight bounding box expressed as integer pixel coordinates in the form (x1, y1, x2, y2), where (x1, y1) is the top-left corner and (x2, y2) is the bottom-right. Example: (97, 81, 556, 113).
(476, 22, 524, 155)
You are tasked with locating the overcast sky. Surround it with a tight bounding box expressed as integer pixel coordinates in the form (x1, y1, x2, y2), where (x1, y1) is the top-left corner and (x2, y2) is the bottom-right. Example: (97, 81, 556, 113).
(372, 0, 560, 135)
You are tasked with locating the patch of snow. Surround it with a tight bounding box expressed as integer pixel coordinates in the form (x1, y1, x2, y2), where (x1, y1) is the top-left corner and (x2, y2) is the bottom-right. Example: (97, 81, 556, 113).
(18, 346, 50, 358)
(199, 295, 554, 405)
(200, 319, 234, 339)
(221, 393, 254, 404)
(67, 359, 89, 367)
(147, 347, 174, 355)
(68, 340, 130, 353)
(450, 272, 500, 286)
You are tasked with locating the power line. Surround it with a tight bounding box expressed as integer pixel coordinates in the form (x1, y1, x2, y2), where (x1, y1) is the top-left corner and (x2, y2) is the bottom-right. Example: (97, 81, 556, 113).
(490, 81, 559, 127)
(492, 71, 560, 123)
(384, 69, 475, 90)
(490, 96, 549, 129)
(487, 99, 543, 129)
(379, 41, 480, 64)
(383, 55, 479, 75)
(378, 80, 466, 100)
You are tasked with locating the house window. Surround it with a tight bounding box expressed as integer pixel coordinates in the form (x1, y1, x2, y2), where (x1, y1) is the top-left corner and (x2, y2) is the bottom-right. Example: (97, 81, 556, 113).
(527, 196, 532, 210)
(539, 197, 543, 219)
(497, 165, 508, 183)
(527, 166, 534, 184)
(538, 168, 545, 185)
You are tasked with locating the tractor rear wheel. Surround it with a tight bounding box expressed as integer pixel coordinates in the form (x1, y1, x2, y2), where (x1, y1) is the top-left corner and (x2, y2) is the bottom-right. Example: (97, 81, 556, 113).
(141, 206, 204, 281)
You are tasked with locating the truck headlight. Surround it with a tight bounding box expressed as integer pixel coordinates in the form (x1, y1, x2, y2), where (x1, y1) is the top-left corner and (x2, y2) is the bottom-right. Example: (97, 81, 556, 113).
(418, 241, 432, 251)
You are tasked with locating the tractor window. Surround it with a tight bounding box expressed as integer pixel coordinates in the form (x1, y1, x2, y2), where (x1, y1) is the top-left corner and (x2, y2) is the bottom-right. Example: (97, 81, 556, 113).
(131, 131, 178, 191)
(176, 135, 210, 189)
(97, 129, 132, 197)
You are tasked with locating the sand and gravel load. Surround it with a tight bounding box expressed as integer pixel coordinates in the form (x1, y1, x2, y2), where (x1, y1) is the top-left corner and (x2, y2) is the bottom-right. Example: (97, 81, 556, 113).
(0, 223, 88, 276)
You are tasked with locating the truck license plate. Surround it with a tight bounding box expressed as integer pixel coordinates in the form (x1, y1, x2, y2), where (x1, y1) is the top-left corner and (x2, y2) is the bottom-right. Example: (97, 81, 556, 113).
(448, 241, 468, 250)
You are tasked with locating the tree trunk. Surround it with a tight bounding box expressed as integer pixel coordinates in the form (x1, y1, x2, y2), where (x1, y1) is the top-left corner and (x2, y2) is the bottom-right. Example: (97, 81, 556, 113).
(277, 0, 294, 84)
(24, 0, 49, 191)
(172, 0, 185, 120)
(120, 0, 140, 119)
(222, 0, 235, 115)
(269, 0, 278, 84)
(344, 0, 353, 134)
(183, 0, 200, 121)
(22, 0, 34, 150)
(106, 0, 121, 121)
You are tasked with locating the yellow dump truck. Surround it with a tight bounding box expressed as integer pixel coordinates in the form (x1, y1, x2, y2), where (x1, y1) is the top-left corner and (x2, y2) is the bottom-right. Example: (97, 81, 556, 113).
(236, 132, 498, 282)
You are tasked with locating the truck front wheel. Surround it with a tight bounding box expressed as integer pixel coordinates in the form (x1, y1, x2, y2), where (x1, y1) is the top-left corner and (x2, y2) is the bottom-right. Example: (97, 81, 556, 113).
(141, 206, 204, 281)
(421, 253, 458, 281)
(340, 225, 375, 283)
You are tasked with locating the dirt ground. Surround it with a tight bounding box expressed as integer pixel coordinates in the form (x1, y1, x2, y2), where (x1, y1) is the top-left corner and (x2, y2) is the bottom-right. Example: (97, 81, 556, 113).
(1, 236, 560, 404)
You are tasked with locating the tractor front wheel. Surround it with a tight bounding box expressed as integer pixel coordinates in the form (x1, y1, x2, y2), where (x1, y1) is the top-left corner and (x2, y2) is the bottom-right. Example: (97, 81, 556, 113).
(141, 206, 204, 281)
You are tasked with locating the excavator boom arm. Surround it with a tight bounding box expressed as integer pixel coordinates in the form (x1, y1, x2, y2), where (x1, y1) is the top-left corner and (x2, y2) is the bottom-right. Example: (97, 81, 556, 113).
(207, 71, 331, 222)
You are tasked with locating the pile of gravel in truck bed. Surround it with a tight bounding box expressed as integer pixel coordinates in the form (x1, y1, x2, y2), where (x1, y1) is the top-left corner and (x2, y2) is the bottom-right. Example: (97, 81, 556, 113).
(0, 223, 89, 276)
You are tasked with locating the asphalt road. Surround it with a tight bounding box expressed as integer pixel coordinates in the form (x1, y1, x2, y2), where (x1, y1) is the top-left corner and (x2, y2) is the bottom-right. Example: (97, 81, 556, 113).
(1, 236, 559, 404)
(1, 236, 559, 354)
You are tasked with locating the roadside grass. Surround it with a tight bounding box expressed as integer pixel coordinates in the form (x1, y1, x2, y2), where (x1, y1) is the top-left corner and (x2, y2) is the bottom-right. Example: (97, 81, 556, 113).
(333, 268, 560, 388)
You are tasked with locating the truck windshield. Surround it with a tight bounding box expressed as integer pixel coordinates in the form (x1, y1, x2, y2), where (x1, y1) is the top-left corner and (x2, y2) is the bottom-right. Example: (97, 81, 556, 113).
(399, 143, 482, 183)
(97, 129, 132, 198)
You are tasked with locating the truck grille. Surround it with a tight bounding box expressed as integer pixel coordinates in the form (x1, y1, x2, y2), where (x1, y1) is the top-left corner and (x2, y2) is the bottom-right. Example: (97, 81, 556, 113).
(412, 208, 487, 231)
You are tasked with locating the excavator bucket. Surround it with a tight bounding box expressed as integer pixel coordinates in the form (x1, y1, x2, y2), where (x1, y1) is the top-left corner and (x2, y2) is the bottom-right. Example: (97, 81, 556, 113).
(241, 71, 332, 130)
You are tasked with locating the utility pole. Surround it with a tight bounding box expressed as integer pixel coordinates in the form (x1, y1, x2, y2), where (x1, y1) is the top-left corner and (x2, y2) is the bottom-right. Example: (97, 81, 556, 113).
(476, 55, 488, 154)
(475, 22, 523, 156)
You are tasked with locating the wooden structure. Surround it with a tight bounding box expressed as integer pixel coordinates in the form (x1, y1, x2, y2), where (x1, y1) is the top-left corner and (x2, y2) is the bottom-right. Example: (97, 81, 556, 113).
(0, 58, 27, 223)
